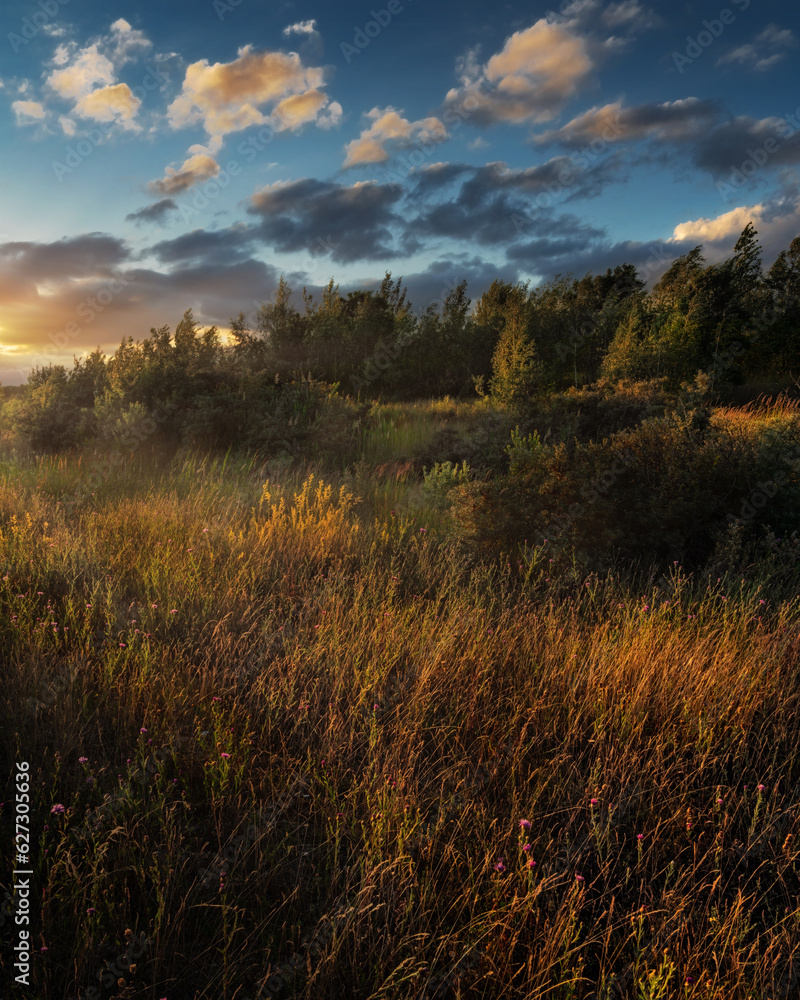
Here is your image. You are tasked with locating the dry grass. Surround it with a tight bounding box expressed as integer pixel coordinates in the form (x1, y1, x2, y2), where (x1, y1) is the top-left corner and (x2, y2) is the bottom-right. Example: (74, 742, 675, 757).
(0, 444, 799, 999)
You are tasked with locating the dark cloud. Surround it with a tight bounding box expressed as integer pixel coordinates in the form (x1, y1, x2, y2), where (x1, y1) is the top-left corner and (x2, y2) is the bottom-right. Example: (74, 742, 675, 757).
(0, 231, 281, 382)
(535, 98, 720, 148)
(507, 236, 681, 285)
(0, 233, 129, 281)
(247, 178, 404, 263)
(692, 115, 800, 178)
(405, 162, 608, 247)
(126, 199, 178, 225)
(148, 225, 260, 265)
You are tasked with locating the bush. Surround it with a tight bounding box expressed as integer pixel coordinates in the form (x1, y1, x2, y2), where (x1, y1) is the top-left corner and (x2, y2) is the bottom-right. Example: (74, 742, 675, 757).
(450, 398, 800, 573)
(421, 460, 472, 510)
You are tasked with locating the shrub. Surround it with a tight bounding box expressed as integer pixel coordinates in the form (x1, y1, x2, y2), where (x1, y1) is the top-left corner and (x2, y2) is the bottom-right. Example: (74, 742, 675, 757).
(421, 460, 472, 510)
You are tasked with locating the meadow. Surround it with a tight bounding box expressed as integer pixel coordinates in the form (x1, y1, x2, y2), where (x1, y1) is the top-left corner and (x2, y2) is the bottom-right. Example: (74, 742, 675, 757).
(1, 390, 799, 1000)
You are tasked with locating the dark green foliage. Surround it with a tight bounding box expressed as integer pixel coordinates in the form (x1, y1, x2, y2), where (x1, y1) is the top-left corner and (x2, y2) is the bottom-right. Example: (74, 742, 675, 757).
(449, 391, 800, 573)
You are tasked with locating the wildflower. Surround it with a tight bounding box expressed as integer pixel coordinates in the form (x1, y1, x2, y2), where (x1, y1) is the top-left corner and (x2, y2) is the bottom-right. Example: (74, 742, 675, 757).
(757, 784, 766, 792)
(119, 643, 126, 648)
(51, 804, 65, 815)
(86, 907, 96, 916)
(526, 859, 536, 869)
(590, 798, 599, 807)
(494, 859, 506, 872)
(140, 727, 147, 734)
(79, 757, 88, 764)
(203, 528, 209, 532)
(575, 874, 584, 883)
(522, 843, 531, 852)
(170, 609, 177, 614)
(636, 833, 644, 841)
(221, 752, 230, 759)
(519, 819, 531, 830)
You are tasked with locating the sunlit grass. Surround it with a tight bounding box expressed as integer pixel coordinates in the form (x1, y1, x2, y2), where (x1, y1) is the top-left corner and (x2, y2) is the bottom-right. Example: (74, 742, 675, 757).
(0, 426, 799, 999)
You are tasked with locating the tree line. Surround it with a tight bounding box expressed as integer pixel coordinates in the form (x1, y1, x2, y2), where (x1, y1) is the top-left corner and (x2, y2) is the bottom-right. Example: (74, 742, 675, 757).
(4, 222, 800, 453)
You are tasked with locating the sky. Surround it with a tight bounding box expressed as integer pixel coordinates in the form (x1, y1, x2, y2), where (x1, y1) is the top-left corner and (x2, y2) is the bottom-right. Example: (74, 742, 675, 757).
(0, 0, 798, 383)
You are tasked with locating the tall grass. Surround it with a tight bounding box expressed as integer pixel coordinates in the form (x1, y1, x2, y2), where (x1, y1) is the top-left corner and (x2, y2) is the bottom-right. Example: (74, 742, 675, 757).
(0, 438, 799, 999)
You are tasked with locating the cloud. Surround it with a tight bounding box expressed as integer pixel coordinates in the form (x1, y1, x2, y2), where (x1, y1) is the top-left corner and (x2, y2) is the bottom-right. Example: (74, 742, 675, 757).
(247, 177, 404, 262)
(73, 83, 141, 127)
(41, 23, 156, 132)
(667, 196, 800, 267)
(59, 115, 77, 135)
(166, 44, 338, 151)
(535, 98, 719, 147)
(442, 19, 593, 127)
(717, 23, 796, 72)
(343, 107, 448, 167)
(273, 89, 329, 129)
(409, 156, 630, 224)
(283, 19, 319, 37)
(47, 44, 115, 99)
(148, 225, 260, 265)
(107, 17, 153, 66)
(691, 115, 800, 178)
(0, 234, 130, 283)
(148, 152, 221, 195)
(11, 100, 46, 123)
(0, 232, 281, 381)
(126, 199, 178, 225)
(601, 0, 660, 31)
(670, 205, 765, 243)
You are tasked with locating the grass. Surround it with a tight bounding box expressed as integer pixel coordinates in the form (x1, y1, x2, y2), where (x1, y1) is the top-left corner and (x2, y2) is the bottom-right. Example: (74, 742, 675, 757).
(0, 425, 799, 999)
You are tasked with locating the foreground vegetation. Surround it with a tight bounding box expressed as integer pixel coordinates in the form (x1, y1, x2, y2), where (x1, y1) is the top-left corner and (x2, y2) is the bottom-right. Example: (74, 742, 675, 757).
(1, 386, 799, 998)
(1, 219, 799, 996)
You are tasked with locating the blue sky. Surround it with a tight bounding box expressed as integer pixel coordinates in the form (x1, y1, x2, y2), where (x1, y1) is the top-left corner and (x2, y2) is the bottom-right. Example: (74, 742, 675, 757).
(1, 0, 798, 382)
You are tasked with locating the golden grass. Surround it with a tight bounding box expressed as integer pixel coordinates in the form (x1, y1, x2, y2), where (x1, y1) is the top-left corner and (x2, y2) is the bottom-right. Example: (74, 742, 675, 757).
(0, 445, 798, 999)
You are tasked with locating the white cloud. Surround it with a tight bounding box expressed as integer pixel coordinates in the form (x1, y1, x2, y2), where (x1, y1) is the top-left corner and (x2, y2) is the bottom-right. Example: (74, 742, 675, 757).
(343, 107, 447, 167)
(717, 23, 797, 72)
(47, 44, 115, 99)
(74, 83, 141, 128)
(442, 19, 593, 127)
(148, 152, 221, 195)
(107, 18, 153, 66)
(671, 204, 765, 243)
(12, 100, 46, 123)
(283, 19, 319, 37)
(166, 44, 339, 150)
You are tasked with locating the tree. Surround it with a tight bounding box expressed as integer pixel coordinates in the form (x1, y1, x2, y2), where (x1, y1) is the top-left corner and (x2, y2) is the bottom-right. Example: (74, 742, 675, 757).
(490, 297, 542, 405)
(256, 277, 306, 361)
